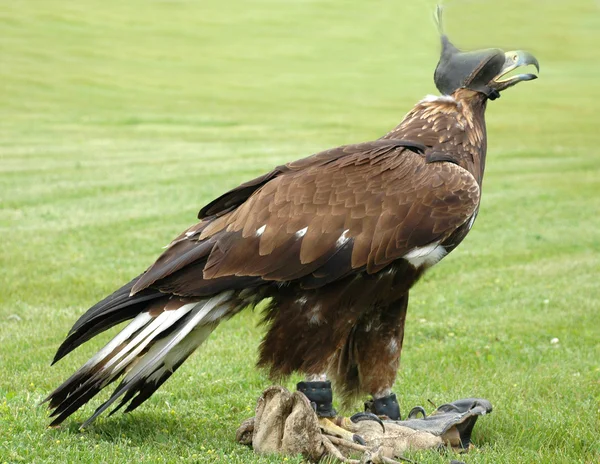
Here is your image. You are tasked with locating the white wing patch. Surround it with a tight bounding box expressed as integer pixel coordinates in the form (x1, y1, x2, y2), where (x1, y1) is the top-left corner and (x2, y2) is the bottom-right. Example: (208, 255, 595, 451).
(296, 227, 308, 238)
(404, 242, 447, 269)
(336, 229, 350, 247)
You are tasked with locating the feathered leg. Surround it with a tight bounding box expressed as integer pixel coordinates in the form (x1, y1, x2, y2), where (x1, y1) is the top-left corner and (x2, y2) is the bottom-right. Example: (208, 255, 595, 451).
(355, 293, 409, 419)
(329, 293, 408, 419)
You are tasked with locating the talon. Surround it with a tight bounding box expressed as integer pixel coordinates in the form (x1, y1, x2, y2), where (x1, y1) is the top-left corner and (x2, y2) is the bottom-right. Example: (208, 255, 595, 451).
(352, 433, 366, 446)
(407, 406, 427, 419)
(350, 412, 386, 432)
(319, 417, 359, 443)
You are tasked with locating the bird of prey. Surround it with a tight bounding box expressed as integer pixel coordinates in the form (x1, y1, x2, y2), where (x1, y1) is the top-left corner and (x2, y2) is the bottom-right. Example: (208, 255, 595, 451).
(45, 9, 539, 434)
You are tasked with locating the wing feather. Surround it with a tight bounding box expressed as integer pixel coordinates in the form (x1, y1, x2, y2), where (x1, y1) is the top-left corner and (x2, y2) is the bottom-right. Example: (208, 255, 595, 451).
(132, 139, 476, 296)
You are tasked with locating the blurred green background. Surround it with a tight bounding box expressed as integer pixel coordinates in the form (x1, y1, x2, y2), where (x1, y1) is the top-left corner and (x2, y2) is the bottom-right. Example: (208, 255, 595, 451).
(1, 1, 599, 463)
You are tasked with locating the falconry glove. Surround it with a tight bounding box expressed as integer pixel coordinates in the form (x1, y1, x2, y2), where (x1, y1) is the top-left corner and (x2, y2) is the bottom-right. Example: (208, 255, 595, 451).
(236, 386, 492, 463)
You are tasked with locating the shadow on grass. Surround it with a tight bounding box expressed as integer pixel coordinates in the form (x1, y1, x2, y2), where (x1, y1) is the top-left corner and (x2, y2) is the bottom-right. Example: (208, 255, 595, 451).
(60, 410, 228, 447)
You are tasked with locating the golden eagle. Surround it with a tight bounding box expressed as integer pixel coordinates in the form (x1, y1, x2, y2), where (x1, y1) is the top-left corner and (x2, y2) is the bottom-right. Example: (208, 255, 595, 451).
(45, 12, 538, 428)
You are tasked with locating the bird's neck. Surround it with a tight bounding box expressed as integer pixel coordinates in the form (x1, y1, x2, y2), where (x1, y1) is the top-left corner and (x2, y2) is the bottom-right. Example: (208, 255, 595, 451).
(382, 89, 489, 185)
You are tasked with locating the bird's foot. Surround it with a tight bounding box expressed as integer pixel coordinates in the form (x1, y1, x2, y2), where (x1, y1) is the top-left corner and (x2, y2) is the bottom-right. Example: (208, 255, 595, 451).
(364, 392, 401, 420)
(318, 417, 366, 445)
(297, 380, 386, 445)
(318, 412, 385, 445)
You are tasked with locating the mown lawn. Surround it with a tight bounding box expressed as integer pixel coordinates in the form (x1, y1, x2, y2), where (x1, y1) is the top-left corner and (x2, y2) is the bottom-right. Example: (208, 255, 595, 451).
(1, 1, 598, 463)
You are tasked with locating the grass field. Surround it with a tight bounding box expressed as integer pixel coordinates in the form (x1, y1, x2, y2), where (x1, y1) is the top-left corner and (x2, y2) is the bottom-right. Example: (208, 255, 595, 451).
(1, 1, 599, 463)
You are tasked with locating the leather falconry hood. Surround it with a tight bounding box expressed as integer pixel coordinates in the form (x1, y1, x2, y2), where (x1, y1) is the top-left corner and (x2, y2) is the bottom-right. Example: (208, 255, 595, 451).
(433, 6, 506, 100)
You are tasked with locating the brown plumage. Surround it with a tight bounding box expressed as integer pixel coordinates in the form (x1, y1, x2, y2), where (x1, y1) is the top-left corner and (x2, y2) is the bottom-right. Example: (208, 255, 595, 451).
(44, 90, 482, 425)
(45, 21, 539, 425)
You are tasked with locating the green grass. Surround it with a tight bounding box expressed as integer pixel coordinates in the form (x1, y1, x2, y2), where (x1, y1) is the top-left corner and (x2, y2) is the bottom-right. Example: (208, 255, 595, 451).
(1, 1, 599, 463)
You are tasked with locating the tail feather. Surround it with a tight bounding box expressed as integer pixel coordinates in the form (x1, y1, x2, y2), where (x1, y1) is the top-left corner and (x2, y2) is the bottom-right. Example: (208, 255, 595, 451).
(53, 276, 164, 365)
(104, 304, 197, 375)
(45, 312, 155, 408)
(45, 291, 236, 427)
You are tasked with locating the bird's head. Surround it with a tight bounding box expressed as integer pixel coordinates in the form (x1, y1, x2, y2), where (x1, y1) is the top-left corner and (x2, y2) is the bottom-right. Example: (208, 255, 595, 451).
(432, 7, 539, 100)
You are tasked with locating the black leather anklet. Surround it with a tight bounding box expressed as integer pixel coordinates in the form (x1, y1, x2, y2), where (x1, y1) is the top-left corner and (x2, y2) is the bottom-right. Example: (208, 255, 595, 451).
(296, 381, 337, 418)
(365, 392, 401, 420)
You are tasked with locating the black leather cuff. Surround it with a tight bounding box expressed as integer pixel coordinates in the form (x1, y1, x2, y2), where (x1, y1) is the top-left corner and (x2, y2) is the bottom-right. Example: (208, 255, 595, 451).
(365, 392, 401, 420)
(296, 381, 337, 418)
